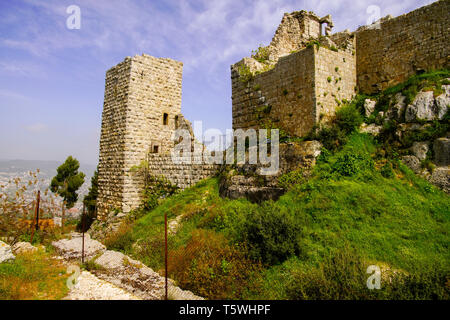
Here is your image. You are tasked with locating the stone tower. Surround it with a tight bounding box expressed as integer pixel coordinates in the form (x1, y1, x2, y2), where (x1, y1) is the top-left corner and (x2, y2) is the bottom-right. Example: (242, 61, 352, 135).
(97, 54, 183, 220)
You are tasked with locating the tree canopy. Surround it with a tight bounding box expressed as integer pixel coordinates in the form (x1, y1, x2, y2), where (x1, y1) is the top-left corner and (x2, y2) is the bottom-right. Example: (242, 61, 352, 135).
(50, 156, 85, 209)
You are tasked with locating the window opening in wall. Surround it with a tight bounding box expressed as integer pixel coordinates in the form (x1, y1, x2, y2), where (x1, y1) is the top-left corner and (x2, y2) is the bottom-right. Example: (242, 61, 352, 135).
(175, 115, 179, 129)
(163, 113, 168, 125)
(153, 145, 159, 153)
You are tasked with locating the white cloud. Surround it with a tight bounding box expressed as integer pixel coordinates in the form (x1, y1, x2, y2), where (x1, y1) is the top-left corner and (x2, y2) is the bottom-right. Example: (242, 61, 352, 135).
(25, 123, 48, 133)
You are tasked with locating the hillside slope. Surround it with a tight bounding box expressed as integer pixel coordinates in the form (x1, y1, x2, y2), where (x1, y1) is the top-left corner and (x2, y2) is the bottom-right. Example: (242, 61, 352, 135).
(104, 131, 449, 299)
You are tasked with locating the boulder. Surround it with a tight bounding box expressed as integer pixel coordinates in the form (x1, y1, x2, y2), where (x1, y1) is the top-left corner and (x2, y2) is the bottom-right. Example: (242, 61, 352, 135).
(12, 242, 37, 255)
(435, 84, 450, 120)
(434, 137, 450, 166)
(52, 233, 106, 260)
(410, 141, 429, 161)
(92, 250, 203, 300)
(0, 241, 15, 263)
(428, 167, 450, 194)
(405, 91, 436, 122)
(364, 99, 376, 117)
(387, 93, 406, 120)
(401, 155, 422, 174)
(360, 123, 382, 136)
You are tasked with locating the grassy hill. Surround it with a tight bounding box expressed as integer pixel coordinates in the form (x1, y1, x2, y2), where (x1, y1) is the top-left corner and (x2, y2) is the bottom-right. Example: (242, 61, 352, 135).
(104, 131, 449, 300)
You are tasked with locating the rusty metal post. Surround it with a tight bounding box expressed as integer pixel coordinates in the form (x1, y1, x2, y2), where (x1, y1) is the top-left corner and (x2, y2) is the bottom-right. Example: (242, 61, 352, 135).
(30, 191, 40, 243)
(35, 190, 40, 231)
(82, 203, 85, 264)
(165, 211, 168, 300)
(61, 201, 65, 233)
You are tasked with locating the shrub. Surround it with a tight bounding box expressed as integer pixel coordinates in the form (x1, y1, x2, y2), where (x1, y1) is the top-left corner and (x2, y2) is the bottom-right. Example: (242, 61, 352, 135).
(278, 170, 305, 190)
(285, 248, 450, 300)
(103, 223, 134, 253)
(313, 126, 348, 152)
(285, 248, 369, 300)
(251, 45, 270, 63)
(332, 152, 374, 177)
(168, 229, 262, 300)
(335, 104, 363, 134)
(238, 64, 254, 83)
(237, 205, 303, 265)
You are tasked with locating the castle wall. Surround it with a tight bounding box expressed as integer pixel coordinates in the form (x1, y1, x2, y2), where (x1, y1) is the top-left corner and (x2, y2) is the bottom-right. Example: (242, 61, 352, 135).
(314, 46, 357, 123)
(356, 0, 450, 94)
(231, 47, 316, 137)
(97, 54, 184, 219)
(231, 45, 356, 137)
(122, 55, 183, 214)
(146, 154, 219, 190)
(97, 58, 132, 218)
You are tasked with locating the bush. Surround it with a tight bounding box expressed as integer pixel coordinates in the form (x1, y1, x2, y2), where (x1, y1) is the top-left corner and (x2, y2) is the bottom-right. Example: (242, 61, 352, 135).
(332, 152, 374, 178)
(103, 223, 134, 253)
(237, 205, 303, 265)
(313, 126, 348, 152)
(335, 104, 363, 134)
(285, 248, 450, 300)
(278, 170, 305, 190)
(168, 229, 263, 300)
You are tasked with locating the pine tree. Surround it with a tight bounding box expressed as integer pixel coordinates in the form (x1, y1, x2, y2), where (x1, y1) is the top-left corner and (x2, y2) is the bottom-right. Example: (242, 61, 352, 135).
(83, 167, 98, 217)
(50, 156, 85, 209)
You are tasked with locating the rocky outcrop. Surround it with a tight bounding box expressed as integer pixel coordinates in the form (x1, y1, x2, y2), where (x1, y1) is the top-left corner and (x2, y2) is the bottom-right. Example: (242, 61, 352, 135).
(0, 241, 15, 263)
(434, 137, 450, 166)
(401, 155, 422, 174)
(52, 233, 106, 260)
(364, 99, 376, 117)
(410, 141, 429, 161)
(405, 87, 449, 123)
(91, 250, 203, 300)
(219, 140, 322, 202)
(12, 242, 38, 255)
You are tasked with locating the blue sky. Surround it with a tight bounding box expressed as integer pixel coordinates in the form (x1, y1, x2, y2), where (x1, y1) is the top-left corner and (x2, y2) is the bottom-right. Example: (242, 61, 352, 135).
(0, 0, 433, 166)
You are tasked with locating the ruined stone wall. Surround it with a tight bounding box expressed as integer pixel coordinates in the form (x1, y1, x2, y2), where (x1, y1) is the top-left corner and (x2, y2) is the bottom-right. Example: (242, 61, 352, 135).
(231, 45, 356, 137)
(356, 0, 450, 94)
(146, 154, 219, 190)
(97, 58, 132, 218)
(231, 47, 316, 137)
(314, 46, 357, 123)
(268, 11, 320, 61)
(97, 54, 183, 219)
(123, 55, 183, 214)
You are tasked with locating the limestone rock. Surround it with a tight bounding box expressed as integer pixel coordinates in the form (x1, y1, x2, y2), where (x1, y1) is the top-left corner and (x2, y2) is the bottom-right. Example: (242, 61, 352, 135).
(401, 155, 422, 174)
(52, 233, 106, 260)
(410, 141, 429, 161)
(0, 241, 15, 263)
(387, 93, 406, 120)
(364, 99, 376, 117)
(360, 123, 382, 136)
(12, 242, 37, 255)
(433, 137, 450, 166)
(428, 167, 450, 194)
(435, 84, 450, 120)
(405, 91, 436, 122)
(92, 250, 203, 300)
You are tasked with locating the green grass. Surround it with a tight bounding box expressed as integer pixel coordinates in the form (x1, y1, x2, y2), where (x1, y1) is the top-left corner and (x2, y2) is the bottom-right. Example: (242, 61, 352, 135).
(105, 132, 449, 300)
(0, 250, 69, 300)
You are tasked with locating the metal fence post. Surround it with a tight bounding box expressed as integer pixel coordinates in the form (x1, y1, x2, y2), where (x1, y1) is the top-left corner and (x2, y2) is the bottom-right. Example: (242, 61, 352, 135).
(165, 211, 168, 300)
(82, 203, 85, 264)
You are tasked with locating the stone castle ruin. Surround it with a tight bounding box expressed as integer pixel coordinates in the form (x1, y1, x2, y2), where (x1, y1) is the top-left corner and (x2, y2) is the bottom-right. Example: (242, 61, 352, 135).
(97, 1, 449, 220)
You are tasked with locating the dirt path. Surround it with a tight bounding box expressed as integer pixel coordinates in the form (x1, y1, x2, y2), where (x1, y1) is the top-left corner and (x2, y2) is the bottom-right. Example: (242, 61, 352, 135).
(64, 270, 141, 300)
(52, 232, 202, 300)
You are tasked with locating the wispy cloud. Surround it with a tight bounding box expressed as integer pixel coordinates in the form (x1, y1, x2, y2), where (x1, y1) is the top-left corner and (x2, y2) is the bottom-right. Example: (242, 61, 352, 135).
(25, 123, 48, 133)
